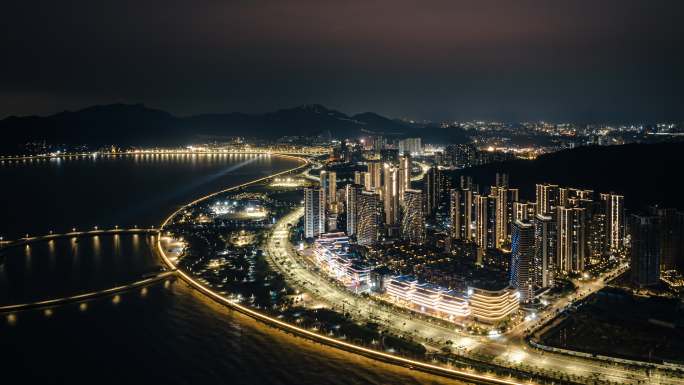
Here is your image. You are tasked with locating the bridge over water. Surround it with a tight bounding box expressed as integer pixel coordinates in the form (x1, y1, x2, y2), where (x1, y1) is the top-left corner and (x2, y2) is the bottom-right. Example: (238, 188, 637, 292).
(0, 228, 175, 315)
(0, 227, 160, 249)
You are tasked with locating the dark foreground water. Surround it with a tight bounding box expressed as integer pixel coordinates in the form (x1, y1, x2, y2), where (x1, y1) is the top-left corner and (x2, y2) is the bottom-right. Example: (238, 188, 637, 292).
(1, 281, 457, 385)
(0, 154, 459, 385)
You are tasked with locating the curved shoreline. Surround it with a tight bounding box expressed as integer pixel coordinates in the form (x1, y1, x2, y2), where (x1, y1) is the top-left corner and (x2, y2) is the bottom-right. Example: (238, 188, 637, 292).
(155, 153, 526, 385)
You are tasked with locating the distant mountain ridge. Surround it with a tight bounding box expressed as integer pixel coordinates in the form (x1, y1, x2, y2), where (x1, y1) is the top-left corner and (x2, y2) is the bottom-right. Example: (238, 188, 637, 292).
(0, 103, 466, 152)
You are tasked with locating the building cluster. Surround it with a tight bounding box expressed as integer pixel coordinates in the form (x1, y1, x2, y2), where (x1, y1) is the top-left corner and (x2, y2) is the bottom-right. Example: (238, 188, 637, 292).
(361, 136, 423, 155)
(309, 231, 519, 325)
(302, 135, 684, 327)
(209, 197, 271, 229)
(312, 233, 371, 290)
(303, 138, 528, 325)
(442, 144, 516, 169)
(450, 175, 627, 302)
(398, 137, 423, 155)
(330, 136, 423, 164)
(305, 148, 437, 247)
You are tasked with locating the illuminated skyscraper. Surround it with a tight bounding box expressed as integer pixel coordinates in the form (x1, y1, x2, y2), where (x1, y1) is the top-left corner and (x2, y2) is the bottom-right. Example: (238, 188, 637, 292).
(398, 138, 422, 155)
(304, 187, 325, 239)
(585, 200, 607, 262)
(534, 214, 555, 288)
(424, 166, 441, 215)
(367, 161, 382, 191)
(402, 189, 425, 244)
(475, 194, 496, 250)
(492, 185, 506, 248)
(371, 136, 386, 151)
(320, 170, 329, 200)
(510, 220, 535, 302)
(445, 144, 476, 168)
(601, 193, 625, 253)
(556, 206, 586, 273)
(398, 155, 411, 203)
(357, 191, 381, 245)
(450, 188, 475, 241)
(345, 184, 363, 237)
(492, 174, 518, 249)
(560, 188, 593, 207)
(320, 170, 337, 206)
(353, 171, 368, 186)
(382, 163, 400, 226)
(329, 171, 337, 205)
(535, 183, 560, 216)
(513, 201, 537, 222)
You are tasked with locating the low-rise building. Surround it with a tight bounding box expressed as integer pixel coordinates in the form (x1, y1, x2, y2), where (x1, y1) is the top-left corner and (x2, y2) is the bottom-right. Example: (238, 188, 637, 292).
(467, 286, 520, 324)
(313, 233, 371, 290)
(386, 276, 470, 319)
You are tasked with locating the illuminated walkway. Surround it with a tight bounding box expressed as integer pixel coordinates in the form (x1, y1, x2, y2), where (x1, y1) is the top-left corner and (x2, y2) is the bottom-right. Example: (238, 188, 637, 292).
(0, 228, 159, 248)
(0, 271, 175, 313)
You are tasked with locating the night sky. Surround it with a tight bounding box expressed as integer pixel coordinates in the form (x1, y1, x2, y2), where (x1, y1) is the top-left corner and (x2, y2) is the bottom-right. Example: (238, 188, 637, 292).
(2, 0, 683, 122)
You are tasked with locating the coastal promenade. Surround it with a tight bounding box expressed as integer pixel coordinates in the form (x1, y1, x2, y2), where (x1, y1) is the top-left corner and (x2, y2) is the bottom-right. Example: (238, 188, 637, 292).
(154, 154, 529, 385)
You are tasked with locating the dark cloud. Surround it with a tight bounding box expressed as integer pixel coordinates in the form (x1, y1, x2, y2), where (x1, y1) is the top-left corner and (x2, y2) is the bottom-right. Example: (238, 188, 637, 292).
(1, 0, 682, 122)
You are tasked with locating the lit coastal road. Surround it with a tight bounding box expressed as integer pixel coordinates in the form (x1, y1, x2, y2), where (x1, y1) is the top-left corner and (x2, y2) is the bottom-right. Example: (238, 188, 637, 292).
(265, 208, 684, 385)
